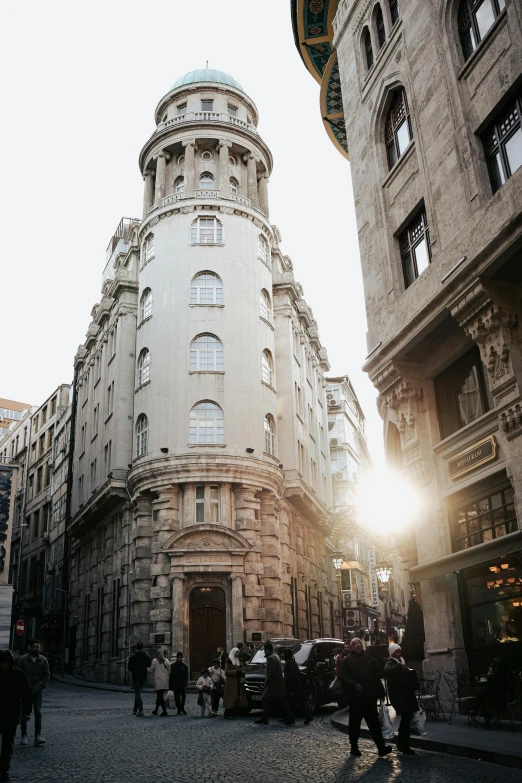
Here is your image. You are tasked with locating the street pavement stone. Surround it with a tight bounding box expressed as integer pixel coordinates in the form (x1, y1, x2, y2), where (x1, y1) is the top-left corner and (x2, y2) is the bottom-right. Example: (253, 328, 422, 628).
(7, 683, 520, 783)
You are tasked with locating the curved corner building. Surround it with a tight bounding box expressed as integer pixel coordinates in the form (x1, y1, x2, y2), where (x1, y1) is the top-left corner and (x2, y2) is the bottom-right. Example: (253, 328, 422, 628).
(68, 70, 341, 681)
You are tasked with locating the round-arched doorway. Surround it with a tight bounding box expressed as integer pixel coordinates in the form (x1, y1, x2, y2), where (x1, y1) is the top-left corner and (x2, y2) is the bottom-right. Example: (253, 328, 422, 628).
(189, 587, 226, 680)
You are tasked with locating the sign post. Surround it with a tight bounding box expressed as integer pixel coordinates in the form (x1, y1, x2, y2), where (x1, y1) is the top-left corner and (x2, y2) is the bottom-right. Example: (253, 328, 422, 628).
(16, 619, 24, 637)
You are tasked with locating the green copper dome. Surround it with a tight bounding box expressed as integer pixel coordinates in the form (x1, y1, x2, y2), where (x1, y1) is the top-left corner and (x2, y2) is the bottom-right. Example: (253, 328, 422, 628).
(171, 69, 244, 93)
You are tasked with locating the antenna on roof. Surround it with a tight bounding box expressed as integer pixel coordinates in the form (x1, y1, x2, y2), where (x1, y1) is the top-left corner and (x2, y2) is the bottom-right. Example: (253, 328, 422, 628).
(206, 60, 209, 69)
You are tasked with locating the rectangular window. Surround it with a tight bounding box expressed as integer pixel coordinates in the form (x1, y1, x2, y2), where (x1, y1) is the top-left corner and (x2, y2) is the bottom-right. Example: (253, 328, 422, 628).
(210, 485, 220, 523)
(201, 99, 214, 112)
(297, 440, 305, 477)
(39, 434, 45, 457)
(41, 406, 47, 425)
(51, 396, 57, 415)
(107, 382, 114, 417)
(196, 485, 205, 523)
(28, 474, 34, 499)
(93, 404, 99, 435)
(484, 92, 522, 193)
(104, 441, 112, 476)
(399, 208, 431, 288)
(111, 579, 121, 657)
(451, 476, 517, 552)
(434, 347, 492, 439)
(83, 594, 90, 661)
(32, 510, 40, 541)
(37, 466, 43, 494)
(295, 383, 302, 419)
(78, 474, 84, 504)
(96, 587, 104, 659)
(90, 459, 97, 489)
(177, 102, 187, 115)
(228, 104, 238, 116)
(31, 442, 36, 463)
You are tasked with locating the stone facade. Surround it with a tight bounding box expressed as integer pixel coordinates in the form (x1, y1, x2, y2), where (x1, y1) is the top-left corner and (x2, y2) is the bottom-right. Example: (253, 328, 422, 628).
(292, 1, 522, 678)
(66, 71, 341, 683)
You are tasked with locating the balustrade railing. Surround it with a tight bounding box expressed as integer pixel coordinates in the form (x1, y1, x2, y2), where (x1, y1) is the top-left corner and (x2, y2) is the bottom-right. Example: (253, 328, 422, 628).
(193, 189, 220, 199)
(158, 112, 258, 135)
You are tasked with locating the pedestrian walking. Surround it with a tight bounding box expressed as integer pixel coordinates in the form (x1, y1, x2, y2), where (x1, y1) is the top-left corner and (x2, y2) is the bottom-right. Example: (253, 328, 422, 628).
(339, 637, 392, 757)
(0, 649, 32, 782)
(223, 647, 248, 719)
(148, 649, 170, 716)
(335, 641, 351, 676)
(255, 641, 293, 726)
(127, 641, 151, 717)
(16, 639, 49, 747)
(283, 648, 311, 725)
(169, 652, 189, 715)
(237, 642, 251, 666)
(216, 646, 227, 670)
(384, 643, 419, 755)
(208, 658, 225, 715)
(196, 669, 214, 717)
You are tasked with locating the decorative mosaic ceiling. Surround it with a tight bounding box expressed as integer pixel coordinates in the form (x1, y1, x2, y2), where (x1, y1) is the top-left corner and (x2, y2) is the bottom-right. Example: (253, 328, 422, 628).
(292, 0, 348, 158)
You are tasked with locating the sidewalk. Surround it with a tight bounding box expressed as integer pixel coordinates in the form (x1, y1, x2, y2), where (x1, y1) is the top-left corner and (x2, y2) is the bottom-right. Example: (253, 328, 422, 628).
(331, 706, 522, 769)
(53, 673, 198, 693)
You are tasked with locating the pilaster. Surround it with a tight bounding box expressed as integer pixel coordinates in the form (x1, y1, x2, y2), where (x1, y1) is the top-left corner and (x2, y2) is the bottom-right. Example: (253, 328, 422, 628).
(154, 151, 170, 206)
(182, 140, 196, 196)
(218, 140, 231, 198)
(142, 170, 154, 218)
(258, 172, 269, 218)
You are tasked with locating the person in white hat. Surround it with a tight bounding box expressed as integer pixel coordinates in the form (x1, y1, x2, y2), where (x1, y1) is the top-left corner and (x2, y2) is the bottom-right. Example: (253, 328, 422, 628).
(384, 643, 419, 754)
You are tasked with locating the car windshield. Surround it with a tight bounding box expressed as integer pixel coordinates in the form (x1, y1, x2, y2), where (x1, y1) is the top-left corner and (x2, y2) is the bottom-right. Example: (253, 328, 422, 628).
(250, 643, 311, 666)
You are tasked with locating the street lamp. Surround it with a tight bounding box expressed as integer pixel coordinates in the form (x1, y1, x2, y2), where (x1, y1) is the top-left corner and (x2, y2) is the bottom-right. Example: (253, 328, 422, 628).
(332, 550, 344, 571)
(374, 561, 392, 584)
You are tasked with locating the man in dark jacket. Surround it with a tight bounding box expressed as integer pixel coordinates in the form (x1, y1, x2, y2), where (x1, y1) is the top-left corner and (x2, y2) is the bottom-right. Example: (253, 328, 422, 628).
(384, 643, 418, 754)
(0, 649, 32, 781)
(255, 642, 293, 726)
(169, 652, 188, 715)
(16, 639, 49, 746)
(127, 641, 151, 717)
(339, 638, 392, 757)
(283, 648, 311, 725)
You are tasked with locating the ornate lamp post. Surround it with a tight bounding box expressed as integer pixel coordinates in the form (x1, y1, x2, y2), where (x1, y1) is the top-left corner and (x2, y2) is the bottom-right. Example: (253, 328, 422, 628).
(374, 560, 393, 644)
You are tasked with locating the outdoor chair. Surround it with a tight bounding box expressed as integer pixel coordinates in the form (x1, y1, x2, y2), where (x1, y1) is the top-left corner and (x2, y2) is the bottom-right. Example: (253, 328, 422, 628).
(485, 670, 520, 732)
(417, 671, 446, 721)
(443, 670, 477, 726)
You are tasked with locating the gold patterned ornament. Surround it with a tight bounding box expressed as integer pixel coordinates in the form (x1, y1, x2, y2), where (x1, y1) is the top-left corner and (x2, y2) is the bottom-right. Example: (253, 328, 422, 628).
(310, 0, 324, 15)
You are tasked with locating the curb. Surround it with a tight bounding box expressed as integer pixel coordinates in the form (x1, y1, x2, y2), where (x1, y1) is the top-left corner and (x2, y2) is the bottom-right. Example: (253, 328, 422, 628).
(330, 709, 522, 770)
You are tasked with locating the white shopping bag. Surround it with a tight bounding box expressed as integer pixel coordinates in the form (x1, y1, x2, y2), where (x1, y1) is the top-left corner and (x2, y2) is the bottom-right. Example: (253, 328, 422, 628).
(410, 710, 427, 736)
(378, 703, 395, 740)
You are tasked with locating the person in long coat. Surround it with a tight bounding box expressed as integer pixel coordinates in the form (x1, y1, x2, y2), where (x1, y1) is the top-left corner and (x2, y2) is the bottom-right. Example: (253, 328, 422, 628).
(148, 649, 170, 716)
(384, 643, 419, 754)
(255, 641, 293, 725)
(283, 647, 311, 725)
(223, 648, 248, 719)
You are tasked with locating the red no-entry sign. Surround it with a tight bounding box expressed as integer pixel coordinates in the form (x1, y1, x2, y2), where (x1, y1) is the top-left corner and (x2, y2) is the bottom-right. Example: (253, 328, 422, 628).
(16, 619, 24, 636)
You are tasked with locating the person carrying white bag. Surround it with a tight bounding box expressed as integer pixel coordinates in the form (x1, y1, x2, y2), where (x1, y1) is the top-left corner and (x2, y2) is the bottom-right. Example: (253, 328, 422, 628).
(384, 643, 420, 755)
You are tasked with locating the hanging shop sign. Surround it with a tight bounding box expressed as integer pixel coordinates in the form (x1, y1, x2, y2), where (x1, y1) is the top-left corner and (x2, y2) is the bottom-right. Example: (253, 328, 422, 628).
(447, 436, 497, 481)
(368, 550, 379, 608)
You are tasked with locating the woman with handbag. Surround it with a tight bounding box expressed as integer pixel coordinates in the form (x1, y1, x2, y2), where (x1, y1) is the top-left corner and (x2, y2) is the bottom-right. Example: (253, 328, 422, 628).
(148, 649, 171, 716)
(384, 643, 419, 754)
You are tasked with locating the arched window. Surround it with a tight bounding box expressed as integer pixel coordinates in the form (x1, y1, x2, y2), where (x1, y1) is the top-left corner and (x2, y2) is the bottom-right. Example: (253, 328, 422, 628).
(262, 350, 274, 386)
(190, 271, 223, 305)
(191, 217, 223, 244)
(141, 234, 154, 268)
(175, 176, 184, 194)
(136, 414, 149, 457)
(363, 27, 374, 70)
(260, 289, 272, 321)
(137, 348, 151, 386)
(199, 172, 214, 190)
(140, 288, 152, 322)
(264, 415, 275, 455)
(458, 0, 505, 60)
(190, 334, 224, 372)
(189, 401, 224, 444)
(389, 0, 399, 25)
(375, 5, 386, 48)
(230, 177, 239, 195)
(258, 235, 270, 267)
(385, 88, 413, 169)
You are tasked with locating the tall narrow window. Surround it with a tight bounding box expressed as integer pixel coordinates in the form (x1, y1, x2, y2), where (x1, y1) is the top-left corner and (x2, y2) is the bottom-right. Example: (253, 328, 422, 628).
(385, 88, 413, 169)
(458, 0, 505, 61)
(260, 289, 272, 321)
(175, 176, 184, 194)
(190, 334, 224, 371)
(363, 27, 374, 70)
(195, 485, 205, 522)
(137, 348, 151, 386)
(136, 414, 149, 457)
(199, 172, 214, 190)
(376, 5, 386, 48)
(189, 401, 224, 444)
(210, 486, 219, 523)
(434, 347, 492, 439)
(230, 177, 238, 195)
(190, 272, 223, 304)
(258, 235, 270, 267)
(389, 0, 399, 24)
(399, 208, 431, 288)
(484, 93, 522, 194)
(201, 99, 214, 112)
(262, 350, 274, 386)
(140, 288, 152, 322)
(264, 415, 275, 455)
(142, 234, 154, 267)
(191, 217, 223, 244)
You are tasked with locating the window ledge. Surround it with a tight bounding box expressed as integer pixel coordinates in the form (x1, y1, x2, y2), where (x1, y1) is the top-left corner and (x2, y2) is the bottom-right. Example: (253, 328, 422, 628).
(137, 315, 152, 330)
(261, 381, 276, 393)
(189, 243, 224, 248)
(189, 304, 225, 308)
(187, 443, 226, 448)
(135, 380, 151, 393)
(259, 316, 274, 330)
(188, 371, 225, 375)
(457, 9, 508, 83)
(104, 413, 113, 425)
(382, 140, 416, 188)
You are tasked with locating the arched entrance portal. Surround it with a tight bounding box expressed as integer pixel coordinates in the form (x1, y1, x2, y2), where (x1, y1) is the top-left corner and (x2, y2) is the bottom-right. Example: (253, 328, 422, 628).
(189, 587, 226, 680)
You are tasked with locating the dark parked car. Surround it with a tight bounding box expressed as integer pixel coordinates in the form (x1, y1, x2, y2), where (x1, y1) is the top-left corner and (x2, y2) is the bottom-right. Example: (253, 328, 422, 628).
(244, 637, 344, 714)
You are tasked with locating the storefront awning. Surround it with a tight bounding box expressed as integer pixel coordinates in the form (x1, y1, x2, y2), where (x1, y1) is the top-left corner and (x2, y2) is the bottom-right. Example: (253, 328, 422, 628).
(410, 530, 522, 582)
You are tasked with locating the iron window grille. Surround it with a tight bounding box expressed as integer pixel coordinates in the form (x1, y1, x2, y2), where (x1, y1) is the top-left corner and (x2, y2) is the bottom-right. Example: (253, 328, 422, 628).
(484, 92, 522, 193)
(385, 88, 413, 169)
(399, 208, 431, 288)
(458, 0, 506, 61)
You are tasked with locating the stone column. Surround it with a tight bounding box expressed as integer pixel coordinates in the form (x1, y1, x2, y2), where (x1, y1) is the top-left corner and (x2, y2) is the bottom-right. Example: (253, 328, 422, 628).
(258, 172, 269, 218)
(131, 495, 154, 643)
(218, 140, 231, 198)
(182, 140, 196, 196)
(244, 153, 259, 208)
(142, 170, 154, 218)
(230, 575, 244, 645)
(154, 151, 170, 207)
(171, 575, 185, 654)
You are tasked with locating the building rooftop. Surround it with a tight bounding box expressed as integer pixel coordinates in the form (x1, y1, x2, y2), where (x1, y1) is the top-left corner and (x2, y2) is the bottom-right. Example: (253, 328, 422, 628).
(171, 68, 244, 93)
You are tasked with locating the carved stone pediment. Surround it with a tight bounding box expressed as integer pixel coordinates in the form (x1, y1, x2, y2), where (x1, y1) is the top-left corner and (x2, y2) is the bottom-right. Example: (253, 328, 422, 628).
(162, 524, 252, 553)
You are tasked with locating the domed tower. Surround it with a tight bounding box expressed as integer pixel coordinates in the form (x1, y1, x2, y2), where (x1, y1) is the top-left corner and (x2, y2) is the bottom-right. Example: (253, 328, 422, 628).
(124, 70, 338, 674)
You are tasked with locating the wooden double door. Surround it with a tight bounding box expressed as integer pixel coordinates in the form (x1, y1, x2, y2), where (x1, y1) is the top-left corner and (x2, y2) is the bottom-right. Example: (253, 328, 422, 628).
(189, 587, 226, 679)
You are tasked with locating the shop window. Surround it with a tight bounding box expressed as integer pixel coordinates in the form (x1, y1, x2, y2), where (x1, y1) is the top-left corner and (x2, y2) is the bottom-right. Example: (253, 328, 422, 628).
(434, 347, 492, 440)
(451, 475, 516, 552)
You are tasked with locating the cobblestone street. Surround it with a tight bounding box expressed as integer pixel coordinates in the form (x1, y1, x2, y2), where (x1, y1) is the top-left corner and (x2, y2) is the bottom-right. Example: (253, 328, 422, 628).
(6, 684, 519, 782)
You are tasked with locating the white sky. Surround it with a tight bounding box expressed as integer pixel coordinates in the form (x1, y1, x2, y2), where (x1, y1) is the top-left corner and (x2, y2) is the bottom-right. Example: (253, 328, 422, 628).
(2, 0, 384, 465)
